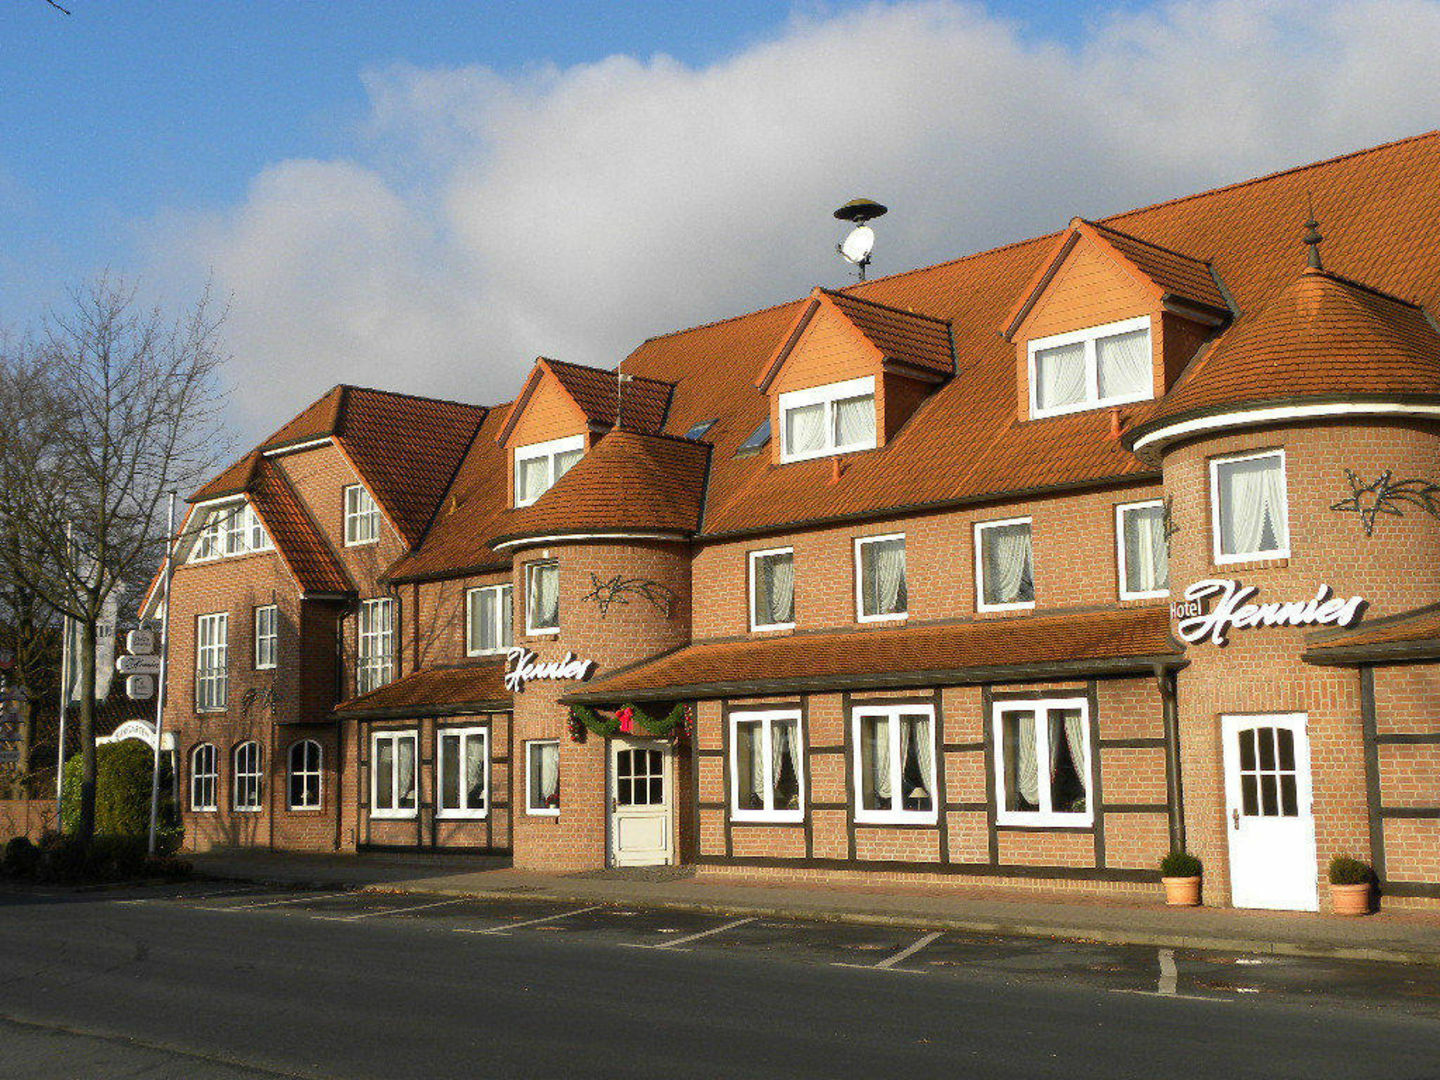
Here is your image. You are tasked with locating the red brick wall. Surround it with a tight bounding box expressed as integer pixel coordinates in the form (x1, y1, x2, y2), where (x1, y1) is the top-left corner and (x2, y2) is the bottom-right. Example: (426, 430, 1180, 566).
(0, 799, 56, 842)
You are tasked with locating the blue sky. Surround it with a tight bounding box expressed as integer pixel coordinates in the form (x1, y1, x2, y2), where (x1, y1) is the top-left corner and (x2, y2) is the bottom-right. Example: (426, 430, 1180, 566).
(3, 1, 1438, 440)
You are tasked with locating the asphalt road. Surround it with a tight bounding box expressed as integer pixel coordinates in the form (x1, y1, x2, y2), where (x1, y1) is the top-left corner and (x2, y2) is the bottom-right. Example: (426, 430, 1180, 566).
(1, 884, 1438, 1079)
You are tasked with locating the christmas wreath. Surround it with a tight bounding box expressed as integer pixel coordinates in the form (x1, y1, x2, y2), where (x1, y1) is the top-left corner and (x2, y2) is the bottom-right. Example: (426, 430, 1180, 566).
(569, 702, 692, 742)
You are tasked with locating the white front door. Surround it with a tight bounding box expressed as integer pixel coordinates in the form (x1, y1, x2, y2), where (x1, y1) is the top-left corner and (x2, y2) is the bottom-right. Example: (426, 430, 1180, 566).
(1221, 713, 1318, 911)
(610, 740, 672, 868)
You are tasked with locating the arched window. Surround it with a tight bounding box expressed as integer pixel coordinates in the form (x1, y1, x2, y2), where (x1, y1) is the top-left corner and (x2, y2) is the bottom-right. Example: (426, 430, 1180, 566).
(288, 740, 322, 810)
(233, 741, 262, 812)
(191, 744, 218, 811)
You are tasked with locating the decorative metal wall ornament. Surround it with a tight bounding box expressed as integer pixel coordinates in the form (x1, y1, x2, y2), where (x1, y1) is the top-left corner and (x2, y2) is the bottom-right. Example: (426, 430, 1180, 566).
(1161, 495, 1180, 546)
(579, 573, 677, 617)
(240, 686, 278, 719)
(1330, 470, 1440, 536)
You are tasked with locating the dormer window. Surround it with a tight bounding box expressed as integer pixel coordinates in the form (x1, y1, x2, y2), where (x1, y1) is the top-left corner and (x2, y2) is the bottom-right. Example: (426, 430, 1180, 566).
(1028, 316, 1152, 418)
(514, 434, 584, 507)
(779, 376, 877, 463)
(191, 502, 272, 562)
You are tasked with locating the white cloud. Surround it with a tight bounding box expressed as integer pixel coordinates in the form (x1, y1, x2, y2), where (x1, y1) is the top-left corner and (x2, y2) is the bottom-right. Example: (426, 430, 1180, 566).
(144, 0, 1440, 441)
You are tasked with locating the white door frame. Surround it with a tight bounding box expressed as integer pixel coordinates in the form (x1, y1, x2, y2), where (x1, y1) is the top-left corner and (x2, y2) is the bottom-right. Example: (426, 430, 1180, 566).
(609, 737, 674, 868)
(1221, 712, 1319, 912)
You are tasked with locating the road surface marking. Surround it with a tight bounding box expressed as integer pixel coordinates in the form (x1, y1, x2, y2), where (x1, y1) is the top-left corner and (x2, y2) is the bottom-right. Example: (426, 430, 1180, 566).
(312, 897, 470, 922)
(620, 917, 756, 950)
(456, 904, 603, 935)
(1113, 989, 1235, 1003)
(117, 886, 266, 906)
(1158, 948, 1178, 996)
(199, 891, 351, 911)
(833, 931, 942, 973)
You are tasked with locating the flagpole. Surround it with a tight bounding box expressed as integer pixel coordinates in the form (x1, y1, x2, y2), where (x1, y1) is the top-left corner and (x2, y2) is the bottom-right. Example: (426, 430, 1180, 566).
(147, 493, 176, 856)
(55, 522, 72, 831)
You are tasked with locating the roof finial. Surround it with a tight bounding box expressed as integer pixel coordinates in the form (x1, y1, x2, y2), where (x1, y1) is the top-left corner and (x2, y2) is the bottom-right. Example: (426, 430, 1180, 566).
(1302, 192, 1324, 270)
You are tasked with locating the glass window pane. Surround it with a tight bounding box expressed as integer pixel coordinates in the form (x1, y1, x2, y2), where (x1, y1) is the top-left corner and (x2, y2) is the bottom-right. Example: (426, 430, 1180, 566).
(555, 448, 583, 479)
(784, 402, 826, 455)
(754, 552, 794, 626)
(1123, 505, 1167, 594)
(1277, 728, 1295, 771)
(1034, 342, 1085, 410)
(1258, 728, 1276, 771)
(376, 741, 394, 811)
(773, 720, 800, 811)
(440, 734, 459, 810)
(1241, 774, 1259, 816)
(649, 777, 663, 804)
(1280, 775, 1298, 817)
(861, 538, 906, 616)
(982, 523, 1034, 605)
(1261, 774, 1279, 816)
(398, 738, 416, 809)
(1048, 710, 1087, 814)
(1216, 454, 1287, 557)
(518, 456, 549, 503)
(1096, 328, 1150, 400)
(499, 586, 513, 648)
(478, 589, 498, 651)
(833, 394, 875, 448)
(1002, 711, 1038, 812)
(529, 564, 559, 630)
(1239, 729, 1256, 771)
(859, 716, 889, 811)
(900, 715, 932, 812)
(736, 721, 762, 810)
(465, 738, 486, 808)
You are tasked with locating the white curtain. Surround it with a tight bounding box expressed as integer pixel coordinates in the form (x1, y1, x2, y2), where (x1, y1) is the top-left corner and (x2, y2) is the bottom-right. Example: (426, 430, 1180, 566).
(833, 394, 876, 448)
(749, 725, 766, 803)
(785, 402, 826, 454)
(871, 539, 906, 614)
(767, 555, 794, 624)
(376, 741, 394, 810)
(465, 738, 485, 807)
(1125, 505, 1168, 592)
(1014, 715, 1039, 806)
(533, 565, 559, 627)
(911, 717, 933, 807)
(555, 448, 583, 480)
(476, 589, 497, 651)
(1097, 328, 1150, 399)
(1062, 709, 1088, 800)
(398, 738, 416, 808)
(1036, 342, 1085, 409)
(1219, 456, 1286, 555)
(770, 723, 791, 807)
(518, 457, 549, 503)
(870, 717, 891, 804)
(539, 745, 559, 803)
(985, 524, 1033, 605)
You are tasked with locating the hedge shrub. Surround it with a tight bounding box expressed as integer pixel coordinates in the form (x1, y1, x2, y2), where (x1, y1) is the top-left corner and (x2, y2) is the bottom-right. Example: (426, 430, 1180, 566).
(60, 740, 181, 850)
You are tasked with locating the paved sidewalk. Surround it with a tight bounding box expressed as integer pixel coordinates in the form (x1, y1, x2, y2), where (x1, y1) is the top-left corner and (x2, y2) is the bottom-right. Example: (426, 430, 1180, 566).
(187, 850, 1440, 966)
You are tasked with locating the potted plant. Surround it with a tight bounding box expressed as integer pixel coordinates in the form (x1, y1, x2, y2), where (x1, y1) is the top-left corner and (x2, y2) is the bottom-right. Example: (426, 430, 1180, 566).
(1327, 855, 1374, 916)
(1160, 850, 1203, 906)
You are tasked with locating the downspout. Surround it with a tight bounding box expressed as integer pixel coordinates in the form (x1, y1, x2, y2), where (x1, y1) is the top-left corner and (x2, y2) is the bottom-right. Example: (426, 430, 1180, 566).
(1156, 663, 1185, 852)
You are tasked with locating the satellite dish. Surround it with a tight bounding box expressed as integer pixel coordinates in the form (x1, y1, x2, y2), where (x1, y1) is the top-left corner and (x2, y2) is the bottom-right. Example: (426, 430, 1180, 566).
(840, 225, 875, 265)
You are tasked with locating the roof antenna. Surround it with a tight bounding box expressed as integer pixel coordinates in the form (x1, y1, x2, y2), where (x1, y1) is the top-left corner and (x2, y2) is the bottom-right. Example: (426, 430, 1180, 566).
(1303, 193, 1324, 271)
(835, 198, 888, 282)
(616, 371, 633, 431)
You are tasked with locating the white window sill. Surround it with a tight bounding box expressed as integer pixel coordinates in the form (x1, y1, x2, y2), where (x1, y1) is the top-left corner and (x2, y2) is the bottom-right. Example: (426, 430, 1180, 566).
(1030, 390, 1152, 421)
(370, 810, 418, 820)
(467, 648, 510, 658)
(780, 440, 877, 465)
(977, 600, 1035, 613)
(1214, 547, 1291, 566)
(750, 621, 795, 633)
(857, 611, 908, 624)
(525, 807, 560, 817)
(996, 812, 1094, 829)
(232, 806, 262, 814)
(526, 627, 560, 637)
(1119, 588, 1170, 602)
(344, 538, 380, 548)
(190, 806, 217, 813)
(732, 811, 804, 824)
(196, 707, 227, 714)
(436, 809, 489, 821)
(287, 805, 324, 813)
(255, 664, 276, 672)
(854, 810, 939, 826)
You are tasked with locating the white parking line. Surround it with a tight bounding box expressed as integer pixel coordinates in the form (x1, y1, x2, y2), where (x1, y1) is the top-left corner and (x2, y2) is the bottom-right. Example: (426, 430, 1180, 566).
(620, 917, 756, 950)
(833, 931, 942, 973)
(117, 886, 267, 906)
(311, 897, 470, 922)
(197, 891, 351, 912)
(455, 904, 603, 936)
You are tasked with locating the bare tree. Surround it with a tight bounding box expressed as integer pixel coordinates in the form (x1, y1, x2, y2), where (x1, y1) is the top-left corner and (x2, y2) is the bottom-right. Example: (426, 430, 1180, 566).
(0, 276, 229, 841)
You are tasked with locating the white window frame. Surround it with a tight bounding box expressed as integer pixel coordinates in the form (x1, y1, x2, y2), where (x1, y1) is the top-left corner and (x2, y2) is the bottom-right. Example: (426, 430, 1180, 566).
(513, 434, 585, 507)
(287, 739, 323, 811)
(851, 703, 939, 824)
(525, 740, 561, 816)
(974, 517, 1036, 613)
(778, 375, 878, 463)
(1210, 448, 1291, 564)
(356, 597, 394, 695)
(525, 561, 560, 636)
(728, 708, 804, 823)
(1027, 315, 1153, 419)
(1115, 499, 1170, 600)
(370, 729, 419, 820)
(190, 501, 272, 562)
(190, 743, 218, 812)
(466, 584, 514, 656)
(436, 726, 490, 819)
(195, 612, 228, 712)
(992, 698, 1094, 828)
(254, 604, 278, 670)
(232, 740, 262, 813)
(748, 547, 796, 632)
(853, 533, 908, 623)
(344, 483, 381, 546)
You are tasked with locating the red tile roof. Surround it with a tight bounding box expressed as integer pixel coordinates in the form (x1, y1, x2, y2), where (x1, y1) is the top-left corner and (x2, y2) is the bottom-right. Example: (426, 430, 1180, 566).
(190, 451, 261, 503)
(1084, 220, 1231, 314)
(1132, 269, 1440, 440)
(332, 662, 511, 717)
(248, 459, 353, 595)
(494, 358, 674, 445)
(566, 607, 1180, 702)
(489, 430, 710, 548)
(1304, 602, 1440, 664)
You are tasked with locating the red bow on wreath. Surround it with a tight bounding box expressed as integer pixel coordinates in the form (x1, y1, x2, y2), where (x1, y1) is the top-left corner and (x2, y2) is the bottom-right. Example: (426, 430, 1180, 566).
(616, 706, 635, 734)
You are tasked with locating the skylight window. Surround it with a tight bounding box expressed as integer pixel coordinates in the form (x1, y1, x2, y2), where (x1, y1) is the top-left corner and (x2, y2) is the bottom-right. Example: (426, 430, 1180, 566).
(684, 418, 718, 441)
(736, 417, 771, 455)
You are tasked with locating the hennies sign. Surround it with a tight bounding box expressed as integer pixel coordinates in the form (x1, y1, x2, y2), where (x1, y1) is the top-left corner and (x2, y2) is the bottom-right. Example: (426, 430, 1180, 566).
(1171, 579, 1365, 647)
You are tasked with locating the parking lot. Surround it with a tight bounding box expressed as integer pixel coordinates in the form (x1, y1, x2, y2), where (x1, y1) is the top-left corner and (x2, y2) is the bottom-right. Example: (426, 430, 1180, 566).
(107, 880, 1440, 1017)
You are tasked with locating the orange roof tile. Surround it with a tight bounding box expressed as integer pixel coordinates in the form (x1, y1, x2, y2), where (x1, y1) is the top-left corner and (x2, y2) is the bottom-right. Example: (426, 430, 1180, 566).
(248, 459, 353, 595)
(1134, 269, 1440, 437)
(190, 451, 261, 503)
(566, 607, 1180, 702)
(1304, 602, 1440, 664)
(490, 430, 710, 547)
(495, 358, 674, 446)
(260, 385, 346, 451)
(332, 662, 511, 717)
(1084, 220, 1230, 314)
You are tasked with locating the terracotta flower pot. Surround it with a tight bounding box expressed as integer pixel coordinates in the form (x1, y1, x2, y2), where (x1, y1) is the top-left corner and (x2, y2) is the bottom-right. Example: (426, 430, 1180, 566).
(1162, 875, 1202, 907)
(1330, 882, 1372, 916)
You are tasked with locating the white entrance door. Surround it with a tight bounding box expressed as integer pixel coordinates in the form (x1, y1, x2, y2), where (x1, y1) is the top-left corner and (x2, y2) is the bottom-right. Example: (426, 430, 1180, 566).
(1221, 713, 1318, 911)
(610, 740, 672, 868)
